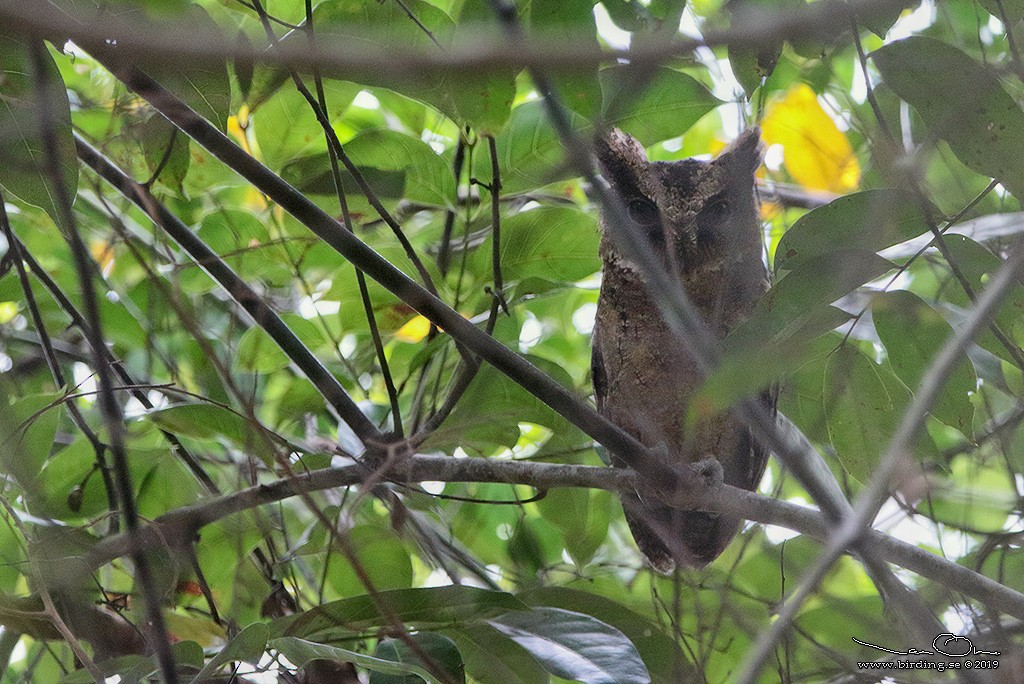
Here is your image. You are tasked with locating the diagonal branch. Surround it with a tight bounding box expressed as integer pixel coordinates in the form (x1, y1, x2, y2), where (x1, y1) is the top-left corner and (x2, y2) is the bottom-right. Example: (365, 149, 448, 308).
(27, 39, 178, 684)
(80, 52, 696, 496)
(73, 134, 382, 446)
(485, 0, 940, 643)
(737, 232, 1024, 682)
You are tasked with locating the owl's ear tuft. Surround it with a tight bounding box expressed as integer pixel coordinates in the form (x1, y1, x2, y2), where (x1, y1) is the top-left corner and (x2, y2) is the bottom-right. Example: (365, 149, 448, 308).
(595, 128, 648, 189)
(715, 127, 763, 177)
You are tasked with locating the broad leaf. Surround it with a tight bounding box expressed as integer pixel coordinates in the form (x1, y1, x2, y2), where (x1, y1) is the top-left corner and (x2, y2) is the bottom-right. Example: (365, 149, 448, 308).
(473, 206, 600, 287)
(190, 622, 269, 683)
(0, 36, 78, 230)
(272, 637, 440, 683)
(774, 189, 931, 272)
(485, 607, 650, 684)
(873, 37, 1024, 198)
(370, 633, 465, 684)
(272, 587, 528, 640)
(872, 290, 975, 433)
(601, 66, 721, 146)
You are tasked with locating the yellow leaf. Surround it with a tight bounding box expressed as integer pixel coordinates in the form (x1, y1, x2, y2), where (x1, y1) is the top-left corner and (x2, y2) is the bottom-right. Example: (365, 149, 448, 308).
(395, 314, 432, 343)
(760, 200, 782, 221)
(0, 302, 17, 324)
(162, 610, 225, 648)
(89, 240, 115, 274)
(762, 84, 860, 193)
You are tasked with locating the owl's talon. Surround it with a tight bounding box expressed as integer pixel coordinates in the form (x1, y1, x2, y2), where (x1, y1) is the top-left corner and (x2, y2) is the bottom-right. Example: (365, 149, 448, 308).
(691, 456, 723, 490)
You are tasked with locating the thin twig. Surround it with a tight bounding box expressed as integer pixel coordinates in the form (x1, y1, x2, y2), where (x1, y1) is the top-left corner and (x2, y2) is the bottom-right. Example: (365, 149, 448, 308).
(87, 59, 695, 498)
(73, 453, 1024, 622)
(414, 136, 507, 435)
(0, 0, 905, 83)
(74, 134, 382, 445)
(437, 135, 467, 275)
(0, 192, 118, 528)
(736, 233, 1024, 683)
(26, 39, 178, 684)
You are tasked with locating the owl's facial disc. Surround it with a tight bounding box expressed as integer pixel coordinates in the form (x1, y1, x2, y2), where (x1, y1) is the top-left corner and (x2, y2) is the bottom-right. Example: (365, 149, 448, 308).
(596, 127, 763, 275)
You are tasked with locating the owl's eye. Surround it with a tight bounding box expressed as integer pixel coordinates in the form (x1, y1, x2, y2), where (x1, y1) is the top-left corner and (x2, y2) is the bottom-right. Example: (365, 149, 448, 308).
(626, 197, 664, 247)
(695, 196, 731, 247)
(627, 197, 660, 226)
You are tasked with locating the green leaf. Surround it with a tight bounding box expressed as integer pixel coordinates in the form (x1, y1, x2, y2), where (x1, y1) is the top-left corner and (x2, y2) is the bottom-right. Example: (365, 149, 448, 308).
(975, 0, 1024, 25)
(253, 79, 360, 169)
(288, 0, 515, 132)
(344, 129, 456, 207)
(135, 115, 190, 193)
(518, 588, 688, 684)
(601, 66, 722, 147)
(729, 250, 892, 355)
(475, 68, 720, 194)
(143, 403, 283, 465)
(600, 1, 654, 32)
(271, 637, 440, 683)
(824, 345, 910, 483)
(919, 455, 1015, 532)
(726, 0, 805, 95)
(474, 206, 600, 287)
(370, 633, 465, 684)
(235, 314, 325, 374)
(0, 36, 78, 230)
(963, 544, 1024, 596)
(872, 36, 1024, 198)
(532, 0, 602, 119)
(536, 488, 611, 566)
(325, 525, 413, 596)
(935, 235, 1024, 366)
(272, 587, 528, 641)
(441, 624, 548, 684)
(872, 290, 975, 433)
(423, 355, 588, 453)
(0, 393, 62, 494)
(485, 608, 650, 684)
(774, 189, 932, 273)
(191, 622, 269, 683)
(281, 154, 407, 199)
(147, 5, 232, 131)
(474, 101, 588, 195)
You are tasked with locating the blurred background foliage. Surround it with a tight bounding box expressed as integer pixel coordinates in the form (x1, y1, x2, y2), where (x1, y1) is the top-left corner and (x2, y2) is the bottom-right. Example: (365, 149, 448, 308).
(2, 0, 1024, 681)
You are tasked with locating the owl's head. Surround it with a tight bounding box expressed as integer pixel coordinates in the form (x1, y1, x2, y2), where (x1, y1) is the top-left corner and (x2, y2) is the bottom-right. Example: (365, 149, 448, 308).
(596, 127, 764, 286)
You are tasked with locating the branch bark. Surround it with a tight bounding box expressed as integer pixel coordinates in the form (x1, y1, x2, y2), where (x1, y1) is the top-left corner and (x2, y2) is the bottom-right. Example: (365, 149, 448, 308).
(68, 453, 1024, 624)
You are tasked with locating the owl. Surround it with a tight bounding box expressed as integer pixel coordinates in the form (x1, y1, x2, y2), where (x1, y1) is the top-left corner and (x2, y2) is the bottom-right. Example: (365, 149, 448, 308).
(591, 127, 774, 572)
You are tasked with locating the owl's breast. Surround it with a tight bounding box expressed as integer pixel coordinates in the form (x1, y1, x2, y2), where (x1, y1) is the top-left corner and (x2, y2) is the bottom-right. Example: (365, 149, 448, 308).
(592, 262, 758, 472)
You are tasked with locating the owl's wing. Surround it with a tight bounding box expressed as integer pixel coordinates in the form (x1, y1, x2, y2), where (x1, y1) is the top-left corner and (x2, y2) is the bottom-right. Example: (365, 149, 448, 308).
(727, 386, 777, 491)
(591, 331, 608, 412)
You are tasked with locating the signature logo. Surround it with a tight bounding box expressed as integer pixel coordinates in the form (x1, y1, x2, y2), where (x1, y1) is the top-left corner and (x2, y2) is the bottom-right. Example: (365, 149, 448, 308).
(853, 633, 1000, 657)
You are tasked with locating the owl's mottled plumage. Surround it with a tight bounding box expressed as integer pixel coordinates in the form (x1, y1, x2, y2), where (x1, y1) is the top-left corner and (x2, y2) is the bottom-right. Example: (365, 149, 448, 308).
(592, 127, 774, 572)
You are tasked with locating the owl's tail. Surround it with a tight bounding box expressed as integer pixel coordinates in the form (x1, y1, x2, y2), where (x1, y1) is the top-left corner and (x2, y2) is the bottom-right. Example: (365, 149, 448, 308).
(621, 494, 742, 573)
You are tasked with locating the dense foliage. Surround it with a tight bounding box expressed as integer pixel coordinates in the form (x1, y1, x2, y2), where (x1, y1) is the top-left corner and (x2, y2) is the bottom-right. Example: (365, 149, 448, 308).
(2, 0, 1024, 681)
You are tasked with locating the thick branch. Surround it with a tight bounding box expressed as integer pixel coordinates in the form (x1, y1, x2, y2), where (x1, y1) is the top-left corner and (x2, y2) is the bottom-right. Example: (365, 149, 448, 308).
(74, 134, 382, 445)
(71, 454, 1024, 623)
(80, 54, 696, 497)
(0, 0, 901, 80)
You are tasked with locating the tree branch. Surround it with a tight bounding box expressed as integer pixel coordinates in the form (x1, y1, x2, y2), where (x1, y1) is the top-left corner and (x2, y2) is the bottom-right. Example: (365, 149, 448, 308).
(74, 134, 382, 445)
(0, 0, 903, 82)
(80, 53, 698, 497)
(69, 453, 1024, 624)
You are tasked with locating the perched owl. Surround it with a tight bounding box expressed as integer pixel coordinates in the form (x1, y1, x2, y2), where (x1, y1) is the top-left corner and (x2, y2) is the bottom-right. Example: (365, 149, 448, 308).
(592, 127, 774, 572)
